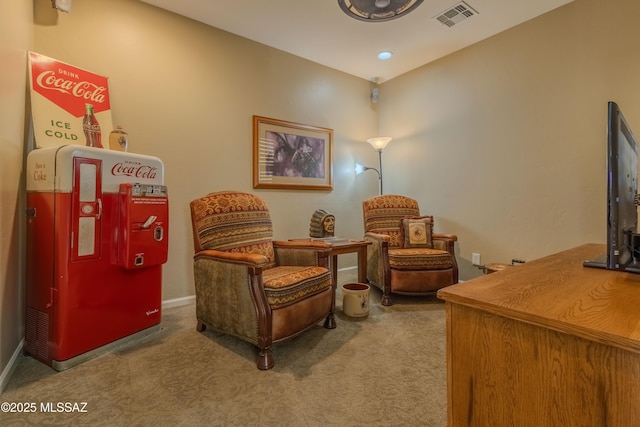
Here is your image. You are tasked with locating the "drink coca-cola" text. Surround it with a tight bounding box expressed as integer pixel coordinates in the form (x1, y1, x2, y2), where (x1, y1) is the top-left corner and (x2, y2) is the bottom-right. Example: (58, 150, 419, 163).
(111, 162, 158, 179)
(36, 70, 107, 104)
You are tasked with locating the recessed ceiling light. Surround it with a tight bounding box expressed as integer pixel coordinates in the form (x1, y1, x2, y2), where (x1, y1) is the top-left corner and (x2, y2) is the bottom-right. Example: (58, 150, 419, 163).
(378, 51, 393, 60)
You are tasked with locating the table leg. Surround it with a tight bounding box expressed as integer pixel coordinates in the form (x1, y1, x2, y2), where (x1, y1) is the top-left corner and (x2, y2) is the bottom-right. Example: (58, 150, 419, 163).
(331, 254, 339, 288)
(357, 246, 367, 283)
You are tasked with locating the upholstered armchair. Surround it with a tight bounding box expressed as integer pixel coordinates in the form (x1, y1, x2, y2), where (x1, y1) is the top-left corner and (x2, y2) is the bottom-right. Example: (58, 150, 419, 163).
(190, 191, 336, 370)
(362, 194, 458, 306)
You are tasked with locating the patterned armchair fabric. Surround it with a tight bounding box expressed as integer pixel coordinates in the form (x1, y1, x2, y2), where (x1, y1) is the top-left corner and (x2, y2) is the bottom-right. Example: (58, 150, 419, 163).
(190, 191, 336, 370)
(191, 191, 275, 261)
(362, 194, 458, 306)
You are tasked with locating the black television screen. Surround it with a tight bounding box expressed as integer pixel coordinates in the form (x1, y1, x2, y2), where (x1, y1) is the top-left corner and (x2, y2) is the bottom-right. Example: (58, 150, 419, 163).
(584, 101, 640, 272)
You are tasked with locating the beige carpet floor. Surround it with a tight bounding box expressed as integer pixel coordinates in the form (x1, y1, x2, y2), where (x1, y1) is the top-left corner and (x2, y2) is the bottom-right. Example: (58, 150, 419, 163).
(1, 269, 447, 426)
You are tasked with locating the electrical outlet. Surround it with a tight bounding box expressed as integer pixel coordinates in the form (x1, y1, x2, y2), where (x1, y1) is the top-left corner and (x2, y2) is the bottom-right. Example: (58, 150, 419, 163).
(472, 253, 481, 265)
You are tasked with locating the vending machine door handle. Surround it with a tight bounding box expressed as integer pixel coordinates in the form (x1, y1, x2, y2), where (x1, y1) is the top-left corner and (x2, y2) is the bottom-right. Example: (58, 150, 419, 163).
(96, 198, 102, 220)
(142, 215, 157, 229)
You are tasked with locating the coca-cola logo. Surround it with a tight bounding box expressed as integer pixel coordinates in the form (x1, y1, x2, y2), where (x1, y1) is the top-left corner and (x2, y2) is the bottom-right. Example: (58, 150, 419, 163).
(30, 52, 111, 118)
(112, 162, 158, 180)
(36, 71, 107, 103)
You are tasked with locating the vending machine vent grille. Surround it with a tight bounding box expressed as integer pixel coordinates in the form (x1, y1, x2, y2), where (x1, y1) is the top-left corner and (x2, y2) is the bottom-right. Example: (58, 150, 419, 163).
(25, 306, 50, 361)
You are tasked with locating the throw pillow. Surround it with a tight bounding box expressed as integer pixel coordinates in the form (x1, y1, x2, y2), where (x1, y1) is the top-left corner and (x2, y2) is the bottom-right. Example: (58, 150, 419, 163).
(400, 216, 434, 248)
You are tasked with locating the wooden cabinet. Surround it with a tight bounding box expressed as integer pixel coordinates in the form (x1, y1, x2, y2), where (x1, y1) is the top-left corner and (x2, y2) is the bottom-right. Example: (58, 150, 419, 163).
(437, 244, 640, 427)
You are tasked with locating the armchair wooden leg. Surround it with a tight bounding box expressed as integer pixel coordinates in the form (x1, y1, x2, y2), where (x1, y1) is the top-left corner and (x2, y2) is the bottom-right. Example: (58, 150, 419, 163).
(257, 347, 274, 370)
(381, 292, 393, 306)
(324, 312, 336, 329)
(325, 285, 337, 329)
(381, 278, 393, 306)
(196, 321, 207, 332)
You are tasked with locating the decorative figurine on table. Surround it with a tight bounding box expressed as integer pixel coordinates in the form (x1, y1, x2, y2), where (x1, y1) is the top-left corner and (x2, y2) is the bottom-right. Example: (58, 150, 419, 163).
(309, 209, 335, 238)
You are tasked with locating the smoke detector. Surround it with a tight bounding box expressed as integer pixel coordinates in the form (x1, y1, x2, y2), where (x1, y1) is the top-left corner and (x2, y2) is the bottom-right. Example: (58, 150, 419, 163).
(434, 1, 478, 28)
(338, 0, 424, 22)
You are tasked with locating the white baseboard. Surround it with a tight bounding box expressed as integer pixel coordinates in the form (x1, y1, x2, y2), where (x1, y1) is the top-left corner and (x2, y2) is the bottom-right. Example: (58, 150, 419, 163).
(162, 295, 195, 309)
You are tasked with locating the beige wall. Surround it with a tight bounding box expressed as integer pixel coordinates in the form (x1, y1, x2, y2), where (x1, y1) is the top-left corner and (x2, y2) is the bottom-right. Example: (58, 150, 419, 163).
(380, 0, 640, 279)
(2, 0, 640, 389)
(32, 0, 379, 301)
(0, 0, 32, 390)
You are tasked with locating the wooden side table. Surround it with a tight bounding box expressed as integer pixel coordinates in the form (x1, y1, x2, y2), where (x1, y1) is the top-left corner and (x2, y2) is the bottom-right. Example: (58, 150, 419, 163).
(290, 238, 371, 286)
(484, 263, 509, 274)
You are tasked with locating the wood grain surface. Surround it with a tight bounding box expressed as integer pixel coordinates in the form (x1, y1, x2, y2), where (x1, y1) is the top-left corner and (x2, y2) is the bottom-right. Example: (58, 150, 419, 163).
(438, 244, 640, 426)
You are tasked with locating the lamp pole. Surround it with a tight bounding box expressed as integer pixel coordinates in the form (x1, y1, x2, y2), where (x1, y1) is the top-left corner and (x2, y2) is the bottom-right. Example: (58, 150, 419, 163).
(377, 149, 383, 195)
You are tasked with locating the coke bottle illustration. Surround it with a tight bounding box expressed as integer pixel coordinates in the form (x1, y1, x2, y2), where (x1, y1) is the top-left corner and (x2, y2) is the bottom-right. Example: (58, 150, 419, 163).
(83, 103, 103, 148)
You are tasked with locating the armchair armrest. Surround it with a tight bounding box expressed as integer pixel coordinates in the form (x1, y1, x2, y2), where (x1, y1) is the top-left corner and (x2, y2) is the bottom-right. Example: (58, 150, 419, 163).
(273, 240, 331, 267)
(364, 232, 390, 264)
(432, 233, 458, 283)
(193, 249, 268, 344)
(364, 232, 391, 303)
(273, 240, 331, 250)
(432, 233, 457, 255)
(364, 231, 391, 243)
(433, 233, 457, 242)
(194, 248, 270, 267)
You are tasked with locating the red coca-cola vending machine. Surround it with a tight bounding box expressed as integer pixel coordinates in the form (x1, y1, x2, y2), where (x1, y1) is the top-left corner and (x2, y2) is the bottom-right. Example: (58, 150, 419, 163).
(24, 145, 169, 370)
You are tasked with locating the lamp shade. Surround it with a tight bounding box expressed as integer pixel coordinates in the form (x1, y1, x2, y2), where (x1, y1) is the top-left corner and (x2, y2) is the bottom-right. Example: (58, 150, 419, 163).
(366, 137, 392, 151)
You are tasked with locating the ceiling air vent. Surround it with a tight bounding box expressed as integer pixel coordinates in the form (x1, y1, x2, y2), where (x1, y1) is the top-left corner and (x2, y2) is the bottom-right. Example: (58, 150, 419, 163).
(434, 1, 477, 28)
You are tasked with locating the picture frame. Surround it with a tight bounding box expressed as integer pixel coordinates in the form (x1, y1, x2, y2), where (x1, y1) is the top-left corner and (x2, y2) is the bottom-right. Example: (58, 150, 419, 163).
(253, 116, 333, 190)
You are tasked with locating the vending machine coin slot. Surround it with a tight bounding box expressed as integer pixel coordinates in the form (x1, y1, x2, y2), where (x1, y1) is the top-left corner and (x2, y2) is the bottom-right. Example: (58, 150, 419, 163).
(154, 226, 164, 241)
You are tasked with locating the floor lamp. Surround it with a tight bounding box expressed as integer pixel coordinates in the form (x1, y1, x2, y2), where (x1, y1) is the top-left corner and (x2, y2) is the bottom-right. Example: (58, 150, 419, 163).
(355, 137, 392, 195)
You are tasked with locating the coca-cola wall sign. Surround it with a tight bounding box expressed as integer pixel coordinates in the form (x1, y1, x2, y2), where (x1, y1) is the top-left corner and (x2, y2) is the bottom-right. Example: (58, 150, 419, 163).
(28, 51, 114, 149)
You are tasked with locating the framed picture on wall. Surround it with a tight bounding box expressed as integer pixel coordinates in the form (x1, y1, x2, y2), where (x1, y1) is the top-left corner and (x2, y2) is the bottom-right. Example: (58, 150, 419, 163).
(253, 115, 333, 190)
